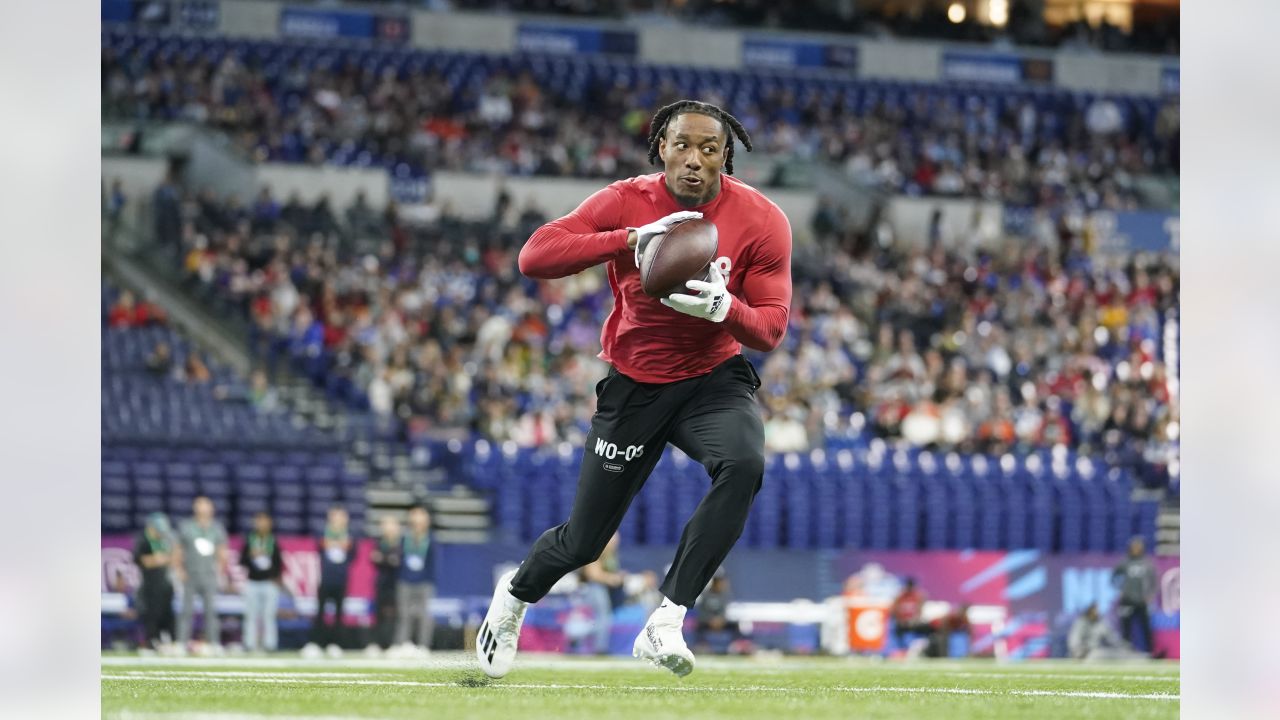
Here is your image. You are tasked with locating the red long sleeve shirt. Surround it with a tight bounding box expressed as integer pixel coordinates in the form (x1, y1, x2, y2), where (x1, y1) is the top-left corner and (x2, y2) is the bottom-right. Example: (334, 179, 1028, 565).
(519, 172, 792, 383)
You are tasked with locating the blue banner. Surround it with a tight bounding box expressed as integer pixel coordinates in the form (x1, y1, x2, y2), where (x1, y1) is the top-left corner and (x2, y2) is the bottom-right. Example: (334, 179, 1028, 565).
(1091, 210, 1179, 254)
(516, 23, 637, 56)
(942, 51, 1022, 83)
(279, 8, 409, 42)
(102, 0, 134, 23)
(178, 1, 219, 31)
(743, 38, 825, 68)
(389, 165, 431, 205)
(743, 37, 858, 71)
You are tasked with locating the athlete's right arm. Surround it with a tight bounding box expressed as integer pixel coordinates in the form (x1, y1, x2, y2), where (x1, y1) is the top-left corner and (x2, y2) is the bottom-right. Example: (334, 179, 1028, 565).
(518, 185, 631, 279)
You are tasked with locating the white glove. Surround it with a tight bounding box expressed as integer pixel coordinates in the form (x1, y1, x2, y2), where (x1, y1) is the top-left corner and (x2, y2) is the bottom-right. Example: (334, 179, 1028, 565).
(630, 211, 703, 268)
(660, 263, 733, 323)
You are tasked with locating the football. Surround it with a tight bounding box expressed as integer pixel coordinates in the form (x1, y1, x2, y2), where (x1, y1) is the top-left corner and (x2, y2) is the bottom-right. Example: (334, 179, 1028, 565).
(639, 218, 719, 298)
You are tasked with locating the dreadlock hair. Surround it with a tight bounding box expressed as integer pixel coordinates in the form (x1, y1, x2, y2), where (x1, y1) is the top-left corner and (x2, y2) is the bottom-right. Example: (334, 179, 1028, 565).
(646, 100, 753, 176)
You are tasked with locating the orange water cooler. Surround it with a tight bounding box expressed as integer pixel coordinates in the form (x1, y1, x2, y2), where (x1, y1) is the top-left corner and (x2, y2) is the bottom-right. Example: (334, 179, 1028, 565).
(845, 597, 890, 653)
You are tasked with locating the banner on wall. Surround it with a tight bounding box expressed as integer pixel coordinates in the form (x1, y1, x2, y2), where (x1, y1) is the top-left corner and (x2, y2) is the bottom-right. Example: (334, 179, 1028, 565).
(280, 8, 410, 43)
(101, 535, 1179, 658)
(102, 0, 135, 23)
(516, 23, 638, 56)
(827, 550, 1179, 658)
(942, 51, 1054, 85)
(742, 37, 858, 71)
(389, 165, 431, 205)
(1091, 210, 1180, 254)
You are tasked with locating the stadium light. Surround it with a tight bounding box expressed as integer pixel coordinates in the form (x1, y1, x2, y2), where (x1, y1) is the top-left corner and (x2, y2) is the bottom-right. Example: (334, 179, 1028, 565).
(990, 0, 1009, 27)
(948, 2, 967, 23)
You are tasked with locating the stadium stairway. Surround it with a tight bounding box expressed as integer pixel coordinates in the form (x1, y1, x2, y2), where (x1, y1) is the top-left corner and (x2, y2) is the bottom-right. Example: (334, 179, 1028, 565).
(104, 243, 493, 543)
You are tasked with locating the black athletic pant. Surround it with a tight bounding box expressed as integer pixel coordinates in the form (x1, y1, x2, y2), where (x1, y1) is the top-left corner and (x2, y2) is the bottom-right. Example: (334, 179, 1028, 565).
(139, 580, 175, 648)
(373, 581, 398, 649)
(1118, 600, 1153, 654)
(510, 354, 765, 608)
(310, 583, 347, 647)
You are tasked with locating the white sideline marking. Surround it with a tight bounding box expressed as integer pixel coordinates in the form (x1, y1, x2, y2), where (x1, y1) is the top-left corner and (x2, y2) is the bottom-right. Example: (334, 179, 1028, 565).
(108, 714, 361, 720)
(105, 668, 1178, 683)
(101, 654, 1180, 679)
(101, 674, 1179, 701)
(111, 671, 373, 679)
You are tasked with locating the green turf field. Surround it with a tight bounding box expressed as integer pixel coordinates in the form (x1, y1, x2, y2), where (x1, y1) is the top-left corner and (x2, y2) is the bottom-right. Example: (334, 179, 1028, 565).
(102, 653, 1179, 719)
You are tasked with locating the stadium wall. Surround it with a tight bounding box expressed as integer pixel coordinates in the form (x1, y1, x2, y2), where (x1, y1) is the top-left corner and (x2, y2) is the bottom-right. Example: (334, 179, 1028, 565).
(193, 1, 1177, 96)
(218, 0, 280, 39)
(410, 11, 516, 53)
(102, 153, 1179, 255)
(102, 155, 821, 241)
(100, 535, 1179, 658)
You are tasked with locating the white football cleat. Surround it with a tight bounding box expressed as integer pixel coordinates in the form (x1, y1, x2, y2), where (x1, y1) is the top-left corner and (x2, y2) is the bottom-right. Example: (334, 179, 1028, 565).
(633, 600, 695, 677)
(476, 569, 527, 679)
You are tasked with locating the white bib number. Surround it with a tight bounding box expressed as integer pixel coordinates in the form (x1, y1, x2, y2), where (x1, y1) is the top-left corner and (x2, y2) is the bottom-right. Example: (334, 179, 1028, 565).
(406, 555, 424, 572)
(326, 547, 347, 564)
(252, 555, 271, 571)
(194, 537, 215, 557)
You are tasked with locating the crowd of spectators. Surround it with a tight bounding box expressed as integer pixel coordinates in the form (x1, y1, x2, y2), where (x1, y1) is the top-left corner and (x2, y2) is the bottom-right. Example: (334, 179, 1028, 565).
(102, 36, 1178, 211)
(149, 175, 1178, 486)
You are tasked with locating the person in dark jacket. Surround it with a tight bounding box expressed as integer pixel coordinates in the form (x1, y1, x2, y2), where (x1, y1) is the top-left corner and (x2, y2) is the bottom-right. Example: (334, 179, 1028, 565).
(132, 513, 176, 650)
(303, 506, 353, 658)
(1112, 536, 1159, 655)
(239, 512, 284, 653)
(368, 515, 403, 652)
(393, 506, 437, 656)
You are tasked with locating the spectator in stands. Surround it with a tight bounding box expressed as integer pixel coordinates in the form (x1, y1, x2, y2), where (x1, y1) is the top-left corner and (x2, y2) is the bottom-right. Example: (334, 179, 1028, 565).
(152, 168, 182, 249)
(239, 511, 284, 654)
(251, 187, 281, 235)
(1068, 603, 1140, 660)
(213, 369, 280, 414)
(579, 533, 626, 655)
(890, 577, 931, 650)
(175, 496, 229, 653)
(764, 397, 809, 453)
(304, 506, 353, 659)
(368, 515, 403, 653)
(345, 190, 384, 239)
(1112, 537, 1158, 656)
(132, 513, 176, 652)
(109, 290, 166, 329)
(694, 570, 738, 655)
(181, 352, 212, 385)
(394, 506, 438, 657)
(108, 290, 139, 328)
(107, 39, 1172, 207)
(155, 176, 1179, 480)
(145, 342, 173, 378)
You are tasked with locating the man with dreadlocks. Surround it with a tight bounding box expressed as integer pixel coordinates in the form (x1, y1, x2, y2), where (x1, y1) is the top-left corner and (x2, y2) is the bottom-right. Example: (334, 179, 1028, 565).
(476, 100, 792, 679)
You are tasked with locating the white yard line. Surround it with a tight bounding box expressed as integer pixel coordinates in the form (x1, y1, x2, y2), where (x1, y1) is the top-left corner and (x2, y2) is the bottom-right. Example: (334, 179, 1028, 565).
(101, 673, 1179, 701)
(101, 654, 1180, 679)
(107, 667, 1178, 683)
(102, 664, 1179, 683)
(110, 671, 376, 679)
(108, 714, 362, 720)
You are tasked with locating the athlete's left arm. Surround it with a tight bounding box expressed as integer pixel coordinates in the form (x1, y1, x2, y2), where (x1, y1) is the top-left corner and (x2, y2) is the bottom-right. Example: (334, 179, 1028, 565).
(722, 205, 792, 352)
